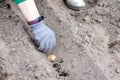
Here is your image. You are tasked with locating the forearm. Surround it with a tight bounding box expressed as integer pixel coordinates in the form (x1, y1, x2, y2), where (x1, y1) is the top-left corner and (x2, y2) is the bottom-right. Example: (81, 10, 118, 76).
(14, 0, 56, 53)
(14, 0, 40, 22)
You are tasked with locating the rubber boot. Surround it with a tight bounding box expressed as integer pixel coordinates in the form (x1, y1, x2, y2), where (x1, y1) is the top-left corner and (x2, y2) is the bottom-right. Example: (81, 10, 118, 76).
(64, 0, 86, 11)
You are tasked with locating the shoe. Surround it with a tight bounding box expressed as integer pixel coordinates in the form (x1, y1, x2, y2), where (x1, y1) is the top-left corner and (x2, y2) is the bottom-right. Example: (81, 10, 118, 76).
(64, 0, 86, 11)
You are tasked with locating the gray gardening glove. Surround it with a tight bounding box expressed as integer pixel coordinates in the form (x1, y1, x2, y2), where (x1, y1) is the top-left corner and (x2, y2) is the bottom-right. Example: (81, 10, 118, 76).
(29, 17, 56, 53)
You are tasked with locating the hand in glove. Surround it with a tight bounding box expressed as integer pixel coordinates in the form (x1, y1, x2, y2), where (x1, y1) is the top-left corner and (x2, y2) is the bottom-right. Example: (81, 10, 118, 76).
(29, 16, 56, 53)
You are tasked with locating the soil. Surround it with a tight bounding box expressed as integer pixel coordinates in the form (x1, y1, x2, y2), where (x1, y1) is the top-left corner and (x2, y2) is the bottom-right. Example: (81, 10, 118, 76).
(0, 0, 120, 80)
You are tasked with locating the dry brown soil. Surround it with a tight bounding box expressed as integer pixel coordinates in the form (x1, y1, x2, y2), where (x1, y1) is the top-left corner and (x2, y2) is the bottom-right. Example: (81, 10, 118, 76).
(0, 0, 120, 80)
